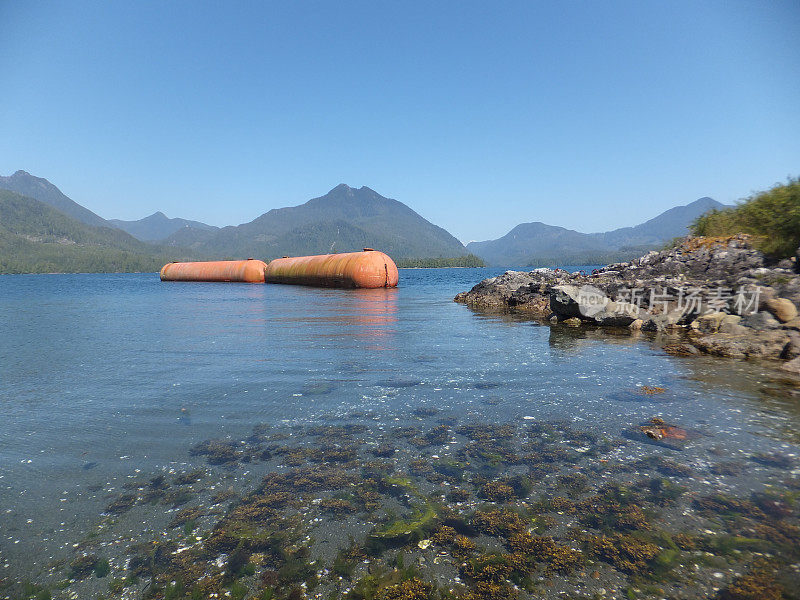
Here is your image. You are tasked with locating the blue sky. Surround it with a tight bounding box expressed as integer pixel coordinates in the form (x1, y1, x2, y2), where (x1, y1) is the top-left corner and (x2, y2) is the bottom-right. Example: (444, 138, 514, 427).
(1, 1, 798, 243)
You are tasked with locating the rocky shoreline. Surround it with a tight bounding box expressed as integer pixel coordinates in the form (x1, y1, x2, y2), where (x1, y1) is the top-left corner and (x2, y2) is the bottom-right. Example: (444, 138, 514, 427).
(455, 235, 800, 372)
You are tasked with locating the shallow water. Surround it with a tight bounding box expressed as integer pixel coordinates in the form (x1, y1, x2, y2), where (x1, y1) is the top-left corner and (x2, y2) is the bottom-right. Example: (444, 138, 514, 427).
(1, 269, 798, 599)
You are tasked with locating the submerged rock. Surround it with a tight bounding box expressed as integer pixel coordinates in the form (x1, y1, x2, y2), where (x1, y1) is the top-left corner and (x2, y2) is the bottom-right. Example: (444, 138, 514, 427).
(639, 418, 687, 442)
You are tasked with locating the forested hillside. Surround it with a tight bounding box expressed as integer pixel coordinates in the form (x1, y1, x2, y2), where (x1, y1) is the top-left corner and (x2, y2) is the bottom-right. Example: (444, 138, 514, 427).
(0, 190, 193, 273)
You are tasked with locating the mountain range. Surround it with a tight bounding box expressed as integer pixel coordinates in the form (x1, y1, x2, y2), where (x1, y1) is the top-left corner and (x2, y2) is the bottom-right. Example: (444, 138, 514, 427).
(162, 184, 468, 261)
(0, 172, 473, 272)
(0, 170, 724, 273)
(466, 197, 726, 266)
(108, 212, 218, 242)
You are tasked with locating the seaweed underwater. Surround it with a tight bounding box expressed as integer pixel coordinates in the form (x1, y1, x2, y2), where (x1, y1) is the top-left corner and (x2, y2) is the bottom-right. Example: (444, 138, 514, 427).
(4, 408, 800, 600)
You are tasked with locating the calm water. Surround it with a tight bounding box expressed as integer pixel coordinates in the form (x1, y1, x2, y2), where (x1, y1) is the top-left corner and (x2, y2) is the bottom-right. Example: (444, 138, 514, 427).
(0, 269, 798, 595)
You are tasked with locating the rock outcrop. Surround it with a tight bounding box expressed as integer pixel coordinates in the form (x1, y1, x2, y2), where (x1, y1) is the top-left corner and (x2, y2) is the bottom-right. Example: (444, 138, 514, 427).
(455, 235, 800, 365)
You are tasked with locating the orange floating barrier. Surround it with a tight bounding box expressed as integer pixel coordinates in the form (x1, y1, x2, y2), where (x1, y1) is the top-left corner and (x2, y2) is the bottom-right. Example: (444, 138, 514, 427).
(264, 249, 399, 289)
(160, 259, 268, 283)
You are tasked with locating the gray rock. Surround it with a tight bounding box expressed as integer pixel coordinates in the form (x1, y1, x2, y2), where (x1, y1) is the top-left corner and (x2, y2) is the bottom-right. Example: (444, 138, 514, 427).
(783, 331, 800, 360)
(549, 285, 586, 318)
(593, 301, 646, 327)
(742, 311, 781, 330)
(693, 330, 791, 359)
(691, 312, 727, 333)
(782, 317, 800, 331)
(664, 308, 690, 326)
(550, 285, 610, 319)
(664, 342, 700, 356)
(642, 316, 668, 331)
(718, 314, 746, 335)
(455, 270, 539, 309)
(549, 285, 648, 326)
(781, 356, 800, 373)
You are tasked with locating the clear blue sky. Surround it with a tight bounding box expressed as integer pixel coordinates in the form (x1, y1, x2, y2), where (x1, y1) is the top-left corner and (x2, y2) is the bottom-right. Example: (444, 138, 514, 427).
(1, 1, 798, 243)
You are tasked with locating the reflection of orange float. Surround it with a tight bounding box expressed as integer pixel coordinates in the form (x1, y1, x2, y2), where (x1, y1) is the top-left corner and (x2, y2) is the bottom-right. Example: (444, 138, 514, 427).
(160, 259, 268, 283)
(342, 289, 399, 336)
(159, 250, 399, 289)
(265, 249, 398, 289)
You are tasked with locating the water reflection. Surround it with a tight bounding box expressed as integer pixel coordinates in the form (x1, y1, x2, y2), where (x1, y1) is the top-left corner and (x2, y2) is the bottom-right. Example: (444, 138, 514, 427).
(342, 287, 399, 340)
(547, 324, 645, 353)
(313, 287, 399, 350)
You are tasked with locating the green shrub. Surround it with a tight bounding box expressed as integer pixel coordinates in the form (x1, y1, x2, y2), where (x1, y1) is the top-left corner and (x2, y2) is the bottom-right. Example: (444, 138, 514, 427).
(691, 177, 800, 258)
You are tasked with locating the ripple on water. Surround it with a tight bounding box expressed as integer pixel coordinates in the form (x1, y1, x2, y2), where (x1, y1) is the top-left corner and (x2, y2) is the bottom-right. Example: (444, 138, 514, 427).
(374, 378, 422, 388)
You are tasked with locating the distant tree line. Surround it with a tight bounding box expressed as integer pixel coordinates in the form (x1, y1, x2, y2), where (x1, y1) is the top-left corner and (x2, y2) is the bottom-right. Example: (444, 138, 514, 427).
(396, 254, 486, 268)
(523, 251, 644, 268)
(0, 240, 174, 274)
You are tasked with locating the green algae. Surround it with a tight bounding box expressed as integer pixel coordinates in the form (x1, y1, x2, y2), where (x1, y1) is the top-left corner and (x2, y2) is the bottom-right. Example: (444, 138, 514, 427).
(346, 568, 434, 600)
(371, 478, 439, 544)
(374, 504, 438, 540)
(50, 417, 800, 600)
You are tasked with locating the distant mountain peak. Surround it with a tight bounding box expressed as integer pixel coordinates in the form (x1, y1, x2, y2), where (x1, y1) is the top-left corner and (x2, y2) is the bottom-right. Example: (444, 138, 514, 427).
(188, 184, 467, 261)
(326, 184, 383, 197)
(0, 170, 108, 227)
(688, 197, 720, 207)
(109, 210, 217, 241)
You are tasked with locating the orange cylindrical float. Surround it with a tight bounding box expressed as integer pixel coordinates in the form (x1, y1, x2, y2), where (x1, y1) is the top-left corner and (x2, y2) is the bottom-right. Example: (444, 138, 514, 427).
(160, 259, 268, 283)
(264, 249, 399, 288)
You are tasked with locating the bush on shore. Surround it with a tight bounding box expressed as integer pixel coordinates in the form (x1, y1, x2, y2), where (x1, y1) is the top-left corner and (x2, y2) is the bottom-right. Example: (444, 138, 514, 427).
(691, 177, 800, 258)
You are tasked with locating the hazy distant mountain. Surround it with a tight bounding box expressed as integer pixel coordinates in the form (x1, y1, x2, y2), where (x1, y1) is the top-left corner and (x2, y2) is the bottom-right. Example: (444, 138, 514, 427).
(162, 225, 218, 248)
(0, 189, 193, 273)
(108, 211, 217, 242)
(468, 222, 610, 267)
(0, 171, 216, 243)
(598, 197, 723, 247)
(467, 197, 726, 266)
(0, 170, 108, 228)
(180, 184, 469, 260)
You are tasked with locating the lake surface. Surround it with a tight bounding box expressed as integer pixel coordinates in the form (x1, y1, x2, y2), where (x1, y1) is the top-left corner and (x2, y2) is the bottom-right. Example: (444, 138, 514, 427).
(1, 269, 798, 599)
